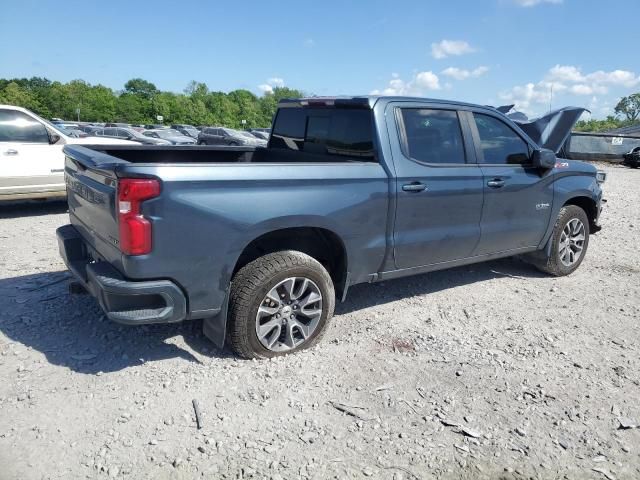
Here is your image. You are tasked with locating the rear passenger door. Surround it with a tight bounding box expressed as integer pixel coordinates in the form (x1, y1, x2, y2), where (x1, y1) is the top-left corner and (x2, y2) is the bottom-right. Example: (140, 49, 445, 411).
(388, 104, 484, 269)
(468, 111, 553, 254)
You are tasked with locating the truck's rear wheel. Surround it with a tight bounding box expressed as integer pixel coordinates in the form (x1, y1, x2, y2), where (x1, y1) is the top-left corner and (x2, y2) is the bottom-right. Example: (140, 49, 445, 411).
(225, 251, 335, 359)
(532, 205, 590, 276)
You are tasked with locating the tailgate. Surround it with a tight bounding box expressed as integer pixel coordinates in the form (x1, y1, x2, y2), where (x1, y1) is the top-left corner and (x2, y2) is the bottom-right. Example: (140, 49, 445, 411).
(63, 145, 123, 262)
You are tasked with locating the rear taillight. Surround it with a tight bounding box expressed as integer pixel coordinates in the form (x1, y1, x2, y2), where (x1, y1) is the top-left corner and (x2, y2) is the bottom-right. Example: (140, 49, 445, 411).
(117, 178, 160, 255)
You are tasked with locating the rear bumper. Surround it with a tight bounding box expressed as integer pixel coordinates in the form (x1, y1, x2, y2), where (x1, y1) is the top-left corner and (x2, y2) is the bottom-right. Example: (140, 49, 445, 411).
(56, 224, 187, 325)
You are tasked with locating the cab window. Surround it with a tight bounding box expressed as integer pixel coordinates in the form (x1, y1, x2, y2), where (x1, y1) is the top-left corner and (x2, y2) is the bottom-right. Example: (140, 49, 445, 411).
(473, 113, 531, 165)
(0, 109, 49, 143)
(399, 108, 466, 164)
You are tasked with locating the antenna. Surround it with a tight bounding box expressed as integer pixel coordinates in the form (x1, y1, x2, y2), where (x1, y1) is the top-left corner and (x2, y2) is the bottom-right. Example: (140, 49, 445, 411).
(549, 84, 553, 112)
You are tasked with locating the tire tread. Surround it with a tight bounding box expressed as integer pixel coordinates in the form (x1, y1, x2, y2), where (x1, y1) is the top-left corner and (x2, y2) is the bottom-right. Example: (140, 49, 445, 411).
(225, 251, 334, 359)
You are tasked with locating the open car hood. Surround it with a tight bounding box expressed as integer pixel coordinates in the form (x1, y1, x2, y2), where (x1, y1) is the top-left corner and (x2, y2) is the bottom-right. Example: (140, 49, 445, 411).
(496, 106, 588, 154)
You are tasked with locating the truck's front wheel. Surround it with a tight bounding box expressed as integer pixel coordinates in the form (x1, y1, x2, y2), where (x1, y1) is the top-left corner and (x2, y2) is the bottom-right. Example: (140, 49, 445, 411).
(532, 205, 590, 276)
(225, 251, 335, 359)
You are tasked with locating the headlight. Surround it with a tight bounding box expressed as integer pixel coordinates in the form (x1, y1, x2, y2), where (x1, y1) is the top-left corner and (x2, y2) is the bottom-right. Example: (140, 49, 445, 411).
(596, 171, 606, 184)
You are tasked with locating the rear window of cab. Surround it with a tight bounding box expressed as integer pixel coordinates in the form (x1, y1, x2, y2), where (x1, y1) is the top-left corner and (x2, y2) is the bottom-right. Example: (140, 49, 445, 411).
(270, 107, 375, 162)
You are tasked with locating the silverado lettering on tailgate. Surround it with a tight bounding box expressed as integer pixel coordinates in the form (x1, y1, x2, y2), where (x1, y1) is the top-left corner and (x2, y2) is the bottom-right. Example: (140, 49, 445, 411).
(66, 176, 106, 205)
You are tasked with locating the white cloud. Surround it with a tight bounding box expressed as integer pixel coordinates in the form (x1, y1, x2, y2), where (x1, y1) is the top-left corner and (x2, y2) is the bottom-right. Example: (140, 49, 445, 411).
(303, 38, 315, 48)
(267, 77, 285, 88)
(500, 64, 640, 115)
(568, 84, 607, 96)
(431, 40, 475, 59)
(258, 77, 285, 94)
(586, 69, 639, 87)
(442, 66, 489, 80)
(414, 71, 441, 90)
(512, 0, 562, 6)
(371, 71, 441, 96)
(547, 65, 585, 83)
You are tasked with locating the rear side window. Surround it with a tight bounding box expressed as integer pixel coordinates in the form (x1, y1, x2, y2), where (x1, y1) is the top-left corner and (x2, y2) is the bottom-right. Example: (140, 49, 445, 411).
(270, 107, 375, 161)
(399, 109, 466, 164)
(473, 113, 531, 165)
(0, 109, 49, 143)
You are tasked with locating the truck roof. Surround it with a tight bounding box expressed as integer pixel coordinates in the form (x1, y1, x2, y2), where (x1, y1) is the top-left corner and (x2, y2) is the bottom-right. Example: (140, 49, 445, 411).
(277, 96, 491, 111)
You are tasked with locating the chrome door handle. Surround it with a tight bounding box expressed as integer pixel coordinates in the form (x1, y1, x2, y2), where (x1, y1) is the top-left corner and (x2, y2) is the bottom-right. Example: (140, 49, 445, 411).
(3, 149, 18, 155)
(402, 182, 427, 192)
(487, 178, 505, 188)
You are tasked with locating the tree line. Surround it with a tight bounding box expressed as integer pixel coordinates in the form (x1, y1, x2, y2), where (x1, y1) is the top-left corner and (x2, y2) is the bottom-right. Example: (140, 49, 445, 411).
(0, 77, 304, 129)
(1, 76, 639, 133)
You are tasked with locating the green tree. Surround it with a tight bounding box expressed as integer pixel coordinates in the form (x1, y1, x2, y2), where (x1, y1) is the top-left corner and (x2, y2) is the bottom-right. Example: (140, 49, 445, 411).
(574, 116, 628, 133)
(0, 75, 307, 127)
(124, 78, 158, 99)
(0, 82, 42, 112)
(615, 93, 640, 122)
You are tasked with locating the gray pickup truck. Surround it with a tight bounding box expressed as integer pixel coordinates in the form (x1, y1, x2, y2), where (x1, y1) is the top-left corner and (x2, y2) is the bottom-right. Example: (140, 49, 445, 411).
(57, 96, 605, 358)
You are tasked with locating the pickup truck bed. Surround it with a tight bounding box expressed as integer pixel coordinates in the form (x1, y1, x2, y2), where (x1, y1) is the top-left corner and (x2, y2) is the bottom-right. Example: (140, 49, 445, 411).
(57, 96, 604, 359)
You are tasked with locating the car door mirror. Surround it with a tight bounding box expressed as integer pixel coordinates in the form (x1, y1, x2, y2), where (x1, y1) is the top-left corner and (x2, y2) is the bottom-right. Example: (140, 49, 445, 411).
(49, 132, 61, 144)
(531, 148, 556, 169)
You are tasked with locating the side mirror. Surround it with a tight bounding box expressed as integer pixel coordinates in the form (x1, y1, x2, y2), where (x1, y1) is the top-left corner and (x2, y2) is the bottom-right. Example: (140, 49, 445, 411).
(532, 148, 556, 169)
(49, 132, 61, 144)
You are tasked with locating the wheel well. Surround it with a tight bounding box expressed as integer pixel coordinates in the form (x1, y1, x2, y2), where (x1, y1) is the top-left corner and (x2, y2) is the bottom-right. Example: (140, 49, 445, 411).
(564, 196, 598, 231)
(233, 227, 348, 296)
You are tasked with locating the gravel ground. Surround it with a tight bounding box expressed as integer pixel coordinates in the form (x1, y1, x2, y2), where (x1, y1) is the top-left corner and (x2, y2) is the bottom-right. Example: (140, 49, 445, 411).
(1, 163, 639, 480)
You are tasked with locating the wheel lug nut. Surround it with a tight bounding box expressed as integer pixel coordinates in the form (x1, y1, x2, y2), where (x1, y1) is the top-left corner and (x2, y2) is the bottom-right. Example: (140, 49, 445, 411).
(290, 314, 294, 319)
(275, 314, 280, 318)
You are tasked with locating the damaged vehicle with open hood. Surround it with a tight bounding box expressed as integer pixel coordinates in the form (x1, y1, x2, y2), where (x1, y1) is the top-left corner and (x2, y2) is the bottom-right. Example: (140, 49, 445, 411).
(56, 96, 606, 358)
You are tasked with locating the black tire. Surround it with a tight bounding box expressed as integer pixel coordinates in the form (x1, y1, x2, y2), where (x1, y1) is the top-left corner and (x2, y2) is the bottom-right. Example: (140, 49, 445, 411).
(198, 140, 205, 145)
(225, 251, 335, 359)
(531, 205, 590, 276)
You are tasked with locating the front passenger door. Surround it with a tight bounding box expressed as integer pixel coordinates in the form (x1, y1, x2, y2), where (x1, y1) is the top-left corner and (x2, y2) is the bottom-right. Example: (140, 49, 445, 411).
(469, 112, 553, 255)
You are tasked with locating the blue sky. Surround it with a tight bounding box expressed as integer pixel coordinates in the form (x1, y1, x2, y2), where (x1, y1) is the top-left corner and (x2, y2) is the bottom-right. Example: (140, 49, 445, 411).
(1, 0, 638, 118)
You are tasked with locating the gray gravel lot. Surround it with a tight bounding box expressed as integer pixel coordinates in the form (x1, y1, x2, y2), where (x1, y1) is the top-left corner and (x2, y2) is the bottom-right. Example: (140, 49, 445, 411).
(1, 163, 639, 480)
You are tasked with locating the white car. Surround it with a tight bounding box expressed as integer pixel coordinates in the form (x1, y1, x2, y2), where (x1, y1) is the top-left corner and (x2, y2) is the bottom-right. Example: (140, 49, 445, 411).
(0, 105, 137, 201)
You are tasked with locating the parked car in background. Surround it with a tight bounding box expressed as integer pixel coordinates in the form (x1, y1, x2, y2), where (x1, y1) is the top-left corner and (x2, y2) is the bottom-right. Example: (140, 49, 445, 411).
(143, 128, 196, 145)
(248, 130, 269, 140)
(144, 124, 168, 130)
(60, 127, 89, 138)
(53, 122, 80, 130)
(171, 124, 200, 139)
(104, 122, 130, 128)
(95, 127, 172, 145)
(0, 105, 136, 200)
(623, 146, 640, 168)
(198, 127, 266, 146)
(76, 125, 102, 135)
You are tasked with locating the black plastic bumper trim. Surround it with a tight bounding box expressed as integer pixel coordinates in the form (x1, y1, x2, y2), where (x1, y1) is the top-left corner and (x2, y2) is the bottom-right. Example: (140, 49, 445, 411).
(57, 224, 187, 325)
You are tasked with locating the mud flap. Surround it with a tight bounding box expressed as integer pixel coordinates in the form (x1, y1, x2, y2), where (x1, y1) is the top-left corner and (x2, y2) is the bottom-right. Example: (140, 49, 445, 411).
(202, 290, 230, 349)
